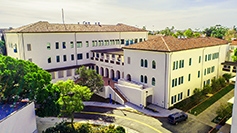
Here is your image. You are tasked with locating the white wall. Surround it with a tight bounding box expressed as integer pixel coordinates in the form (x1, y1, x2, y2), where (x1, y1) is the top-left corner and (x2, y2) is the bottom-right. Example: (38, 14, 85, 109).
(0, 102, 37, 133)
(97, 86, 124, 105)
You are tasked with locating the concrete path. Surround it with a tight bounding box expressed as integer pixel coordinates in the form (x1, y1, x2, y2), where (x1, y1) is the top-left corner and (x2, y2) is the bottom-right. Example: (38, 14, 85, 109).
(195, 89, 235, 127)
(83, 101, 180, 117)
(36, 116, 139, 133)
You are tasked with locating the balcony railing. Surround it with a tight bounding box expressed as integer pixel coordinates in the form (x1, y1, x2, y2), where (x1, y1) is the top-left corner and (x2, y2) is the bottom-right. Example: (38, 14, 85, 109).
(222, 68, 230, 72)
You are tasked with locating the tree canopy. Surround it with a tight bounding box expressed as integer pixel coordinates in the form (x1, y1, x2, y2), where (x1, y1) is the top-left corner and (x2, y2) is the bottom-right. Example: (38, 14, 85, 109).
(0, 41, 6, 55)
(203, 26, 228, 39)
(184, 29, 194, 38)
(75, 66, 104, 93)
(231, 48, 237, 62)
(0, 55, 51, 102)
(55, 79, 93, 130)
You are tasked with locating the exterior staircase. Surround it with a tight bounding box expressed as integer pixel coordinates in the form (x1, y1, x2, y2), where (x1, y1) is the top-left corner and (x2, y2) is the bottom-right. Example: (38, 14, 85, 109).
(112, 87, 128, 103)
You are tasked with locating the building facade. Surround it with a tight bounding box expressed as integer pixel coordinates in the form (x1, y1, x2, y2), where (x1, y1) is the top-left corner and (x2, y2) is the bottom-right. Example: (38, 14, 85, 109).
(5, 22, 230, 109)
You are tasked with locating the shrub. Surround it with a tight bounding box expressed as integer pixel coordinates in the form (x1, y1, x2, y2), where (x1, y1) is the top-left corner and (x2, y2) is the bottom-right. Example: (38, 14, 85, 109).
(116, 126, 125, 133)
(223, 73, 232, 82)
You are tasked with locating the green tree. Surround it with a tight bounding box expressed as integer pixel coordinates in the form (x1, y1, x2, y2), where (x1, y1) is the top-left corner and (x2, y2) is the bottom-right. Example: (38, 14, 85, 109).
(184, 29, 194, 38)
(224, 28, 237, 41)
(231, 48, 237, 62)
(203, 85, 212, 94)
(194, 33, 201, 37)
(0, 55, 51, 102)
(0, 41, 6, 55)
(75, 66, 104, 93)
(36, 84, 60, 117)
(55, 79, 93, 130)
(203, 26, 228, 39)
(223, 73, 232, 82)
(216, 103, 233, 118)
(160, 27, 174, 36)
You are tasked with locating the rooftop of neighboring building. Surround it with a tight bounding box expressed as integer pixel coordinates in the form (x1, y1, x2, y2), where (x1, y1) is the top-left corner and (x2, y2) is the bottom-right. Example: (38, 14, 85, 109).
(6, 21, 147, 33)
(0, 102, 27, 122)
(123, 36, 229, 52)
(230, 40, 237, 45)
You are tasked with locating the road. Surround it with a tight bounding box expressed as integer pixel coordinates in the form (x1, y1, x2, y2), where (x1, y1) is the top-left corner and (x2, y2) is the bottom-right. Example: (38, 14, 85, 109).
(75, 107, 212, 133)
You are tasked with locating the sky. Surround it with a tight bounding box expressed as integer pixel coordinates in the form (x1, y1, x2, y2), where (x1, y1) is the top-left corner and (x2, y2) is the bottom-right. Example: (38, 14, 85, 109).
(0, 0, 237, 31)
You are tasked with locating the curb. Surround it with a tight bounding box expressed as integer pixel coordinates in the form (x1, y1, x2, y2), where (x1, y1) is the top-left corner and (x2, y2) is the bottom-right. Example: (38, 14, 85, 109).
(84, 105, 167, 118)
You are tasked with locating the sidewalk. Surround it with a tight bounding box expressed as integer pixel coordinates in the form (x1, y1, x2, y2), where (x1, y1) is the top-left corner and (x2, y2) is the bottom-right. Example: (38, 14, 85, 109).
(83, 101, 181, 117)
(36, 116, 139, 133)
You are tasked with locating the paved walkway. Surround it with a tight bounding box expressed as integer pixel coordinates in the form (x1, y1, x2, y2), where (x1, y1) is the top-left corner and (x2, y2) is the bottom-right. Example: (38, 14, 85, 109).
(195, 89, 235, 127)
(36, 116, 139, 133)
(83, 101, 181, 117)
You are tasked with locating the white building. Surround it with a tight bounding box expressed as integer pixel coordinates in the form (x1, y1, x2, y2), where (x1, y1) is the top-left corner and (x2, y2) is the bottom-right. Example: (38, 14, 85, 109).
(5, 21, 230, 109)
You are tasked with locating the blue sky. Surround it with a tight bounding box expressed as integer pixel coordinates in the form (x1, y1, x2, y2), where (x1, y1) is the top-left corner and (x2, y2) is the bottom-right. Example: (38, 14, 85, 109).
(0, 0, 236, 31)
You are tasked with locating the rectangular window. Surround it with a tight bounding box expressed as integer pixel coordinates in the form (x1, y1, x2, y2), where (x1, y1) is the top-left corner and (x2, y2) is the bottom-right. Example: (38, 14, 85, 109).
(92, 41, 95, 47)
(77, 41, 82, 48)
(173, 62, 175, 70)
(211, 66, 215, 73)
(86, 53, 89, 59)
(101, 40, 104, 46)
(178, 77, 181, 85)
(188, 74, 191, 81)
(67, 69, 72, 77)
(205, 55, 207, 61)
(95, 40, 98, 46)
(48, 57, 51, 63)
(128, 57, 130, 64)
(179, 60, 182, 68)
(86, 41, 89, 47)
(180, 92, 183, 100)
(207, 79, 210, 85)
(56, 42, 59, 49)
(47, 43, 51, 50)
(181, 60, 184, 68)
(198, 71, 200, 78)
(58, 70, 64, 78)
(189, 58, 192, 66)
(181, 76, 184, 84)
(208, 54, 211, 61)
(121, 39, 125, 44)
(116, 39, 119, 44)
(172, 79, 174, 87)
(135, 39, 138, 43)
(50, 72, 55, 79)
(204, 69, 206, 75)
(62, 42, 66, 49)
(174, 95, 177, 103)
(199, 56, 201, 63)
(178, 94, 180, 101)
(126, 39, 129, 46)
(110, 40, 113, 45)
(56, 56, 60, 62)
(27, 44, 31, 51)
(63, 55, 67, 61)
(70, 41, 74, 48)
(212, 53, 215, 60)
(175, 78, 177, 86)
(77, 53, 83, 60)
(139, 38, 143, 42)
(176, 61, 178, 69)
(71, 54, 74, 60)
(207, 68, 210, 74)
(187, 89, 190, 96)
(171, 96, 174, 104)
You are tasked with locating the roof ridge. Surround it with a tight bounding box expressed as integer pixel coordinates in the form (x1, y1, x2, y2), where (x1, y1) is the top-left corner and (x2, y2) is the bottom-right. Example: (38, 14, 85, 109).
(161, 36, 171, 51)
(19, 21, 46, 32)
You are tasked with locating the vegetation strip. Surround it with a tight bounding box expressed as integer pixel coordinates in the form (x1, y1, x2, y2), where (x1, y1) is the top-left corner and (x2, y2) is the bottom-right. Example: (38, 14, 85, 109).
(79, 111, 162, 133)
(188, 84, 234, 115)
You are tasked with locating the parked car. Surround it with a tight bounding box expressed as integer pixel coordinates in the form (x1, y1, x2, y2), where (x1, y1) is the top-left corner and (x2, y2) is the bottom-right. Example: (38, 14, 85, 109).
(168, 112, 188, 125)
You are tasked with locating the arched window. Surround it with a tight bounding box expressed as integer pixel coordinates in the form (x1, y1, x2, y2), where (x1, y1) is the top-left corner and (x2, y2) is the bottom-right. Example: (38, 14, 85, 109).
(152, 60, 156, 69)
(145, 60, 148, 68)
(141, 59, 144, 67)
(152, 77, 155, 86)
(140, 75, 143, 82)
(144, 76, 147, 83)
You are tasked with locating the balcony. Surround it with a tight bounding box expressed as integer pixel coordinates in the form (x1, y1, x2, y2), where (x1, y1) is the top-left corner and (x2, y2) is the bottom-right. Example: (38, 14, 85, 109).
(222, 68, 230, 72)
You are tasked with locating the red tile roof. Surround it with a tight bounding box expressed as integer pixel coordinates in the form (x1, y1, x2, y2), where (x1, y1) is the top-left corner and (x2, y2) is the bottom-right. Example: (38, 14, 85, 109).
(230, 40, 237, 45)
(7, 21, 147, 33)
(123, 36, 229, 52)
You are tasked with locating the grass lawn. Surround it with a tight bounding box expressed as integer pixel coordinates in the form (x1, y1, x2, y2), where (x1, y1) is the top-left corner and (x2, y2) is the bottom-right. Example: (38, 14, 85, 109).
(189, 84, 234, 116)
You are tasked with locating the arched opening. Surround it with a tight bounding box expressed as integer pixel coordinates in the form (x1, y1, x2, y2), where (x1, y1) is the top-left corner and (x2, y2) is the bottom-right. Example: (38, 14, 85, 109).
(96, 66, 99, 74)
(111, 69, 115, 80)
(146, 95, 152, 106)
(116, 71, 120, 80)
(145, 60, 148, 68)
(100, 67, 104, 76)
(152, 77, 155, 86)
(144, 76, 147, 83)
(140, 75, 143, 82)
(141, 59, 144, 67)
(105, 68, 109, 78)
(127, 74, 131, 81)
(152, 60, 156, 69)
